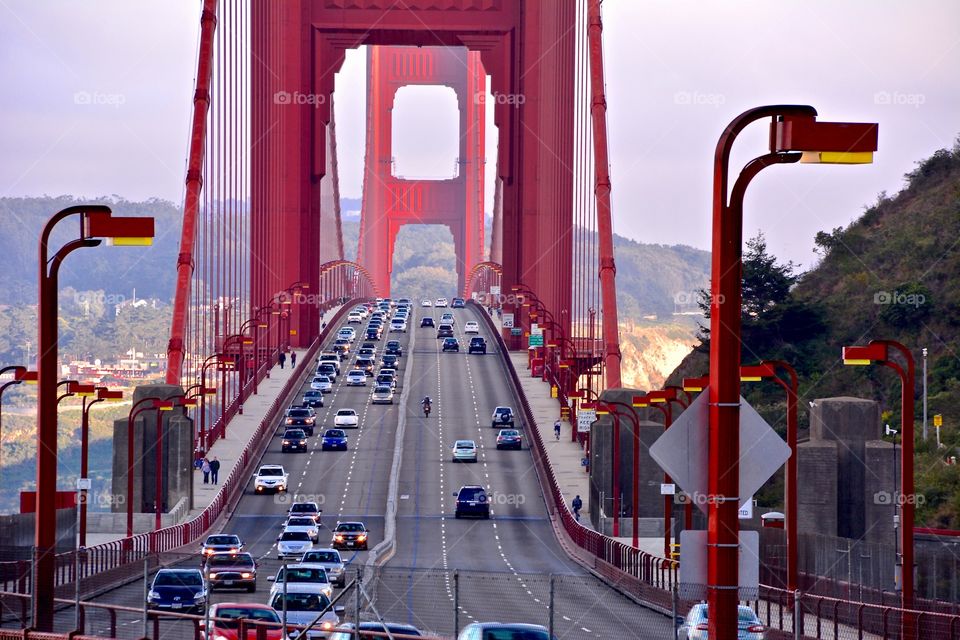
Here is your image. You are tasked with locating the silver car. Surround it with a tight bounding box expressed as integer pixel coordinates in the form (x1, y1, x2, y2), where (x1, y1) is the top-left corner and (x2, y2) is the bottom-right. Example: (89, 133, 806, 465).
(276, 530, 314, 560)
(346, 370, 366, 386)
(452, 440, 478, 463)
(269, 585, 344, 639)
(371, 386, 394, 405)
(677, 603, 766, 639)
(300, 549, 346, 587)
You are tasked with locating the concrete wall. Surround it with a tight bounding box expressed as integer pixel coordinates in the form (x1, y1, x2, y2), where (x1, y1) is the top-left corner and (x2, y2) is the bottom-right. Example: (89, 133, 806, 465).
(863, 439, 899, 546)
(112, 385, 194, 517)
(797, 439, 839, 537)
(0, 509, 77, 560)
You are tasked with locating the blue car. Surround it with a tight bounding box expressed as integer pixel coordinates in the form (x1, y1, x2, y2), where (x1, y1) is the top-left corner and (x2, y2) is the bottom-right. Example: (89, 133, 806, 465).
(146, 568, 207, 614)
(321, 429, 348, 451)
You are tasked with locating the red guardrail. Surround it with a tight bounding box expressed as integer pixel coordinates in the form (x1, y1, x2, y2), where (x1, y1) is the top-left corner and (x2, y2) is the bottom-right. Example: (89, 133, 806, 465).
(0, 302, 360, 598)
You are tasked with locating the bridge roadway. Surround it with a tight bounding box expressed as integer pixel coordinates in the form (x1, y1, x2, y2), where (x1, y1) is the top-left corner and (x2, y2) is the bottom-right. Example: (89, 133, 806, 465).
(64, 304, 669, 639)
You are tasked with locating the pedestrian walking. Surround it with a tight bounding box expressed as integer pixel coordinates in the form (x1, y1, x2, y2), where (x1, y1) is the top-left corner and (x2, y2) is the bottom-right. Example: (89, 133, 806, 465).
(572, 495, 583, 522)
(201, 457, 211, 485)
(554, 419, 562, 441)
(279, 351, 287, 369)
(209, 457, 221, 484)
(290, 351, 297, 368)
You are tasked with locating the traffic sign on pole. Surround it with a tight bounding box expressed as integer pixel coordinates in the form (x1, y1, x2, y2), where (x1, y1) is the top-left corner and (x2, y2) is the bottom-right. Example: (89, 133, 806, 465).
(502, 313, 514, 328)
(577, 408, 596, 433)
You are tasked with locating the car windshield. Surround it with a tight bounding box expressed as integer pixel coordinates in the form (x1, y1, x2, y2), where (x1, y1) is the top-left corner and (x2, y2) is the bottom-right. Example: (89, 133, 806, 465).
(206, 535, 239, 546)
(459, 489, 484, 500)
(207, 553, 254, 567)
(336, 523, 365, 532)
(154, 571, 202, 587)
(481, 629, 549, 640)
(271, 593, 332, 611)
(496, 407, 512, 415)
(314, 376, 329, 383)
(291, 504, 317, 513)
(303, 551, 340, 563)
(287, 518, 314, 527)
(337, 410, 355, 416)
(283, 430, 305, 438)
(374, 387, 391, 394)
(304, 391, 320, 397)
(281, 531, 310, 541)
(456, 441, 475, 448)
(278, 567, 328, 582)
(288, 409, 310, 417)
(325, 430, 345, 438)
(500, 430, 519, 437)
(259, 468, 283, 476)
(213, 607, 280, 627)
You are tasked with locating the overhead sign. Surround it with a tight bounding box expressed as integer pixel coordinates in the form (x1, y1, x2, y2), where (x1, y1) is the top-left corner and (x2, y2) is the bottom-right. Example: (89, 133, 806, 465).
(577, 408, 597, 433)
(648, 387, 791, 514)
(679, 530, 759, 601)
(502, 313, 514, 328)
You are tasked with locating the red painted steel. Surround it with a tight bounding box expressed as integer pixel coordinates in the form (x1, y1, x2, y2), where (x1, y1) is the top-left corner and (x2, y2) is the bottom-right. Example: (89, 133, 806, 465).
(357, 46, 485, 296)
(166, 0, 219, 384)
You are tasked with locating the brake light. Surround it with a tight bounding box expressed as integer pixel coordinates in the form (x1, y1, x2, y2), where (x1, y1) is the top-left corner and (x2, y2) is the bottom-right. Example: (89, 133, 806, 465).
(747, 624, 764, 633)
(695, 623, 709, 631)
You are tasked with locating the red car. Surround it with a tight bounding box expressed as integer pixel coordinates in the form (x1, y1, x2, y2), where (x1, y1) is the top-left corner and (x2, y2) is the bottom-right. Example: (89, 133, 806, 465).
(201, 602, 283, 639)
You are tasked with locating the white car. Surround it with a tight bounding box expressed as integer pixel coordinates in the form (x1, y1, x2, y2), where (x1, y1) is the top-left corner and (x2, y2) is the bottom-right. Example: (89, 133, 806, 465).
(440, 312, 455, 325)
(435, 297, 448, 307)
(318, 353, 341, 373)
(371, 386, 394, 405)
(337, 327, 355, 342)
(347, 313, 362, 324)
(464, 321, 480, 334)
(254, 465, 288, 493)
(282, 516, 320, 541)
(421, 299, 432, 307)
(276, 530, 314, 559)
(452, 440, 478, 463)
(310, 375, 333, 393)
(389, 319, 407, 333)
(346, 370, 367, 386)
(268, 563, 333, 599)
(269, 584, 344, 638)
(334, 409, 359, 428)
(353, 306, 369, 319)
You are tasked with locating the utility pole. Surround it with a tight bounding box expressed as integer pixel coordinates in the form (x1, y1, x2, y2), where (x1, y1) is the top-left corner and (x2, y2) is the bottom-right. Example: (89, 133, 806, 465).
(922, 348, 928, 441)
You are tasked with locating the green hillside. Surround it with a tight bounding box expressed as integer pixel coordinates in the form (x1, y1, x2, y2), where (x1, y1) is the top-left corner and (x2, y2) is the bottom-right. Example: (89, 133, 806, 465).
(667, 139, 960, 527)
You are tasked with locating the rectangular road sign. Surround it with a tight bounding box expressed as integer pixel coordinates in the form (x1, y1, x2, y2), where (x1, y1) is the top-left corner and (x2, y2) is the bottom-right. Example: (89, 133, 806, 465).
(679, 530, 759, 601)
(502, 313, 514, 328)
(660, 483, 676, 495)
(649, 387, 791, 514)
(577, 408, 597, 433)
(528, 334, 544, 347)
(490, 285, 500, 295)
(934, 414, 943, 427)
(510, 327, 522, 336)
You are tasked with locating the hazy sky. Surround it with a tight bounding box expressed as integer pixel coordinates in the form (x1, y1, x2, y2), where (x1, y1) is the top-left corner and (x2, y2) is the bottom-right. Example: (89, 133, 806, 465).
(1, 1, 957, 267)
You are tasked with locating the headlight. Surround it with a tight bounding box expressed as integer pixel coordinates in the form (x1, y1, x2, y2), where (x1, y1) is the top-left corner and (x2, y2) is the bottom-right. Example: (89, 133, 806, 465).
(240, 572, 253, 579)
(208, 572, 218, 579)
(334, 535, 344, 541)
(357, 534, 367, 541)
(321, 621, 333, 630)
(147, 590, 160, 600)
(306, 417, 315, 423)
(286, 418, 293, 424)
(283, 440, 291, 445)
(203, 548, 214, 555)
(194, 592, 207, 601)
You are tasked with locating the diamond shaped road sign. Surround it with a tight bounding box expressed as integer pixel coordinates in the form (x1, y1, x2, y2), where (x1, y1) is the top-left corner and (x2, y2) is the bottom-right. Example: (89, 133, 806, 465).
(649, 387, 791, 514)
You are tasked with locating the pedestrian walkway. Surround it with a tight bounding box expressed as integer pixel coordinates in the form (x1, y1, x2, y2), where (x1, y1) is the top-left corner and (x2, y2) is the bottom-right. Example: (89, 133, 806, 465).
(87, 306, 343, 545)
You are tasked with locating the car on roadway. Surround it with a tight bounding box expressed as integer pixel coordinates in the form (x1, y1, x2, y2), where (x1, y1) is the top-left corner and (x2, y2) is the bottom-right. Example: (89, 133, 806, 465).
(454, 486, 490, 519)
(491, 406, 515, 428)
(451, 297, 466, 308)
(285, 407, 317, 436)
(385, 340, 403, 357)
(464, 320, 480, 334)
(277, 530, 314, 560)
(420, 317, 435, 328)
(347, 312, 362, 324)
(436, 324, 454, 338)
(321, 428, 348, 451)
(371, 385, 394, 405)
(496, 429, 523, 450)
(289, 502, 322, 525)
(282, 428, 309, 453)
(310, 376, 333, 394)
(330, 622, 423, 640)
(346, 369, 367, 386)
(336, 327, 355, 342)
(334, 409, 359, 428)
(468, 337, 487, 355)
(301, 549, 346, 587)
(375, 373, 396, 390)
(357, 347, 376, 359)
(200, 603, 283, 640)
(456, 623, 553, 640)
(381, 353, 400, 369)
(282, 516, 320, 541)
(254, 465, 288, 493)
(147, 568, 207, 615)
(301, 390, 324, 408)
(268, 587, 344, 639)
(452, 440, 478, 463)
(677, 603, 766, 639)
(318, 352, 342, 372)
(355, 358, 376, 375)
(435, 297, 448, 307)
(389, 318, 407, 332)
(200, 533, 244, 558)
(440, 312, 455, 325)
(333, 340, 350, 357)
(206, 552, 258, 592)
(378, 367, 398, 379)
(267, 564, 333, 600)
(331, 521, 369, 550)
(365, 327, 380, 341)
(316, 362, 338, 382)
(421, 298, 432, 307)
(442, 337, 460, 353)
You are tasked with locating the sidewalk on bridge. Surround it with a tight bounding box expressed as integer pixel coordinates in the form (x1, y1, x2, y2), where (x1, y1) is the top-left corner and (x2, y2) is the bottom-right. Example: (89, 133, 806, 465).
(86, 306, 343, 547)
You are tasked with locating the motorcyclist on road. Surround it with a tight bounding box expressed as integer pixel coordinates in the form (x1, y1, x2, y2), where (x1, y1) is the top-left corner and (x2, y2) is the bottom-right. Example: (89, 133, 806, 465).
(422, 396, 432, 416)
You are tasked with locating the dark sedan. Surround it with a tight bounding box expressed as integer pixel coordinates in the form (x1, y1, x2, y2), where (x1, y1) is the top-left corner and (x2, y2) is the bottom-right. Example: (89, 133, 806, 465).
(332, 521, 369, 550)
(420, 316, 435, 328)
(495, 429, 522, 450)
(206, 552, 257, 592)
(385, 340, 403, 357)
(281, 428, 308, 453)
(321, 429, 348, 451)
(284, 407, 316, 436)
(147, 569, 207, 614)
(442, 337, 459, 352)
(301, 390, 324, 408)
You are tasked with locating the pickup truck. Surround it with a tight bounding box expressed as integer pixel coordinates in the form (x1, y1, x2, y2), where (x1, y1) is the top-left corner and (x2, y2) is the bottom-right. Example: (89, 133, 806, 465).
(254, 465, 288, 493)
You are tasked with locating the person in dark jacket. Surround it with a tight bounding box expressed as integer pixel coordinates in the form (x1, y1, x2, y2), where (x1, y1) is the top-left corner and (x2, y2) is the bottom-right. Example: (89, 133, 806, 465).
(571, 495, 583, 521)
(278, 351, 286, 369)
(209, 457, 221, 484)
(290, 351, 297, 368)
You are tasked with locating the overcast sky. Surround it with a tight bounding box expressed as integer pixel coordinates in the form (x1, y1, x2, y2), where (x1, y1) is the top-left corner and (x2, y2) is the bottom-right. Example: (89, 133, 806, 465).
(0, 1, 957, 267)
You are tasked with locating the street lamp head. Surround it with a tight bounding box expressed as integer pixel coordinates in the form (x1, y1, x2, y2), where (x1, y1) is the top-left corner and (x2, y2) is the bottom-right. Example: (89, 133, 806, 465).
(97, 388, 124, 401)
(740, 363, 777, 382)
(771, 115, 878, 165)
(83, 211, 156, 246)
(842, 343, 888, 366)
(68, 382, 97, 397)
(632, 395, 649, 408)
(682, 376, 708, 393)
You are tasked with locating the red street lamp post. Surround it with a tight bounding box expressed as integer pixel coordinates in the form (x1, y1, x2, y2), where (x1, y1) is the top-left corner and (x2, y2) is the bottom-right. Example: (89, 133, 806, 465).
(594, 403, 622, 537)
(740, 361, 799, 593)
(707, 106, 877, 638)
(602, 399, 643, 548)
(843, 340, 916, 636)
(152, 395, 196, 530)
(126, 397, 164, 538)
(35, 205, 154, 629)
(0, 367, 37, 471)
(79, 387, 123, 547)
